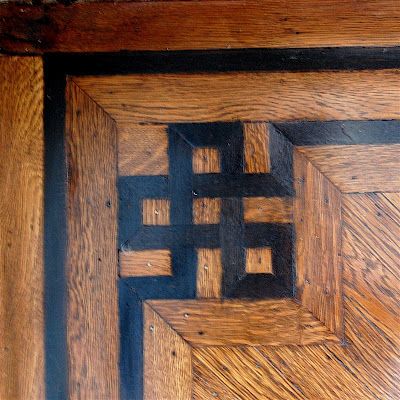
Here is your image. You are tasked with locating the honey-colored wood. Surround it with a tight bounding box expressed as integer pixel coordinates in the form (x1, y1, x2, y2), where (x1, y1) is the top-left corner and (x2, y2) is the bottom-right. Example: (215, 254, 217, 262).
(66, 80, 119, 399)
(244, 197, 293, 223)
(74, 70, 400, 124)
(293, 149, 343, 337)
(118, 124, 169, 176)
(246, 247, 273, 274)
(120, 249, 172, 277)
(2, 1, 400, 54)
(147, 299, 339, 346)
(243, 122, 270, 173)
(297, 144, 400, 193)
(193, 198, 221, 225)
(192, 147, 221, 174)
(142, 198, 170, 225)
(196, 248, 222, 298)
(0, 57, 44, 400)
(143, 303, 192, 400)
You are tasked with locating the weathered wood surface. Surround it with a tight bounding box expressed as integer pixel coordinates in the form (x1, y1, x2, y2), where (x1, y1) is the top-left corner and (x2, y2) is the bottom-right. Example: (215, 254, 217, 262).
(293, 149, 343, 337)
(244, 197, 293, 223)
(74, 70, 400, 123)
(297, 144, 400, 193)
(196, 248, 222, 299)
(1, 1, 400, 54)
(66, 80, 120, 399)
(0, 57, 45, 400)
(147, 299, 338, 346)
(120, 249, 172, 277)
(143, 303, 192, 400)
(243, 122, 270, 173)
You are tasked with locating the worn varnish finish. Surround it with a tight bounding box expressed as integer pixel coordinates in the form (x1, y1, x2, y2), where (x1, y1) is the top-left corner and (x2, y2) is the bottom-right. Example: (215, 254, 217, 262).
(1, 1, 400, 54)
(74, 70, 400, 123)
(65, 81, 120, 399)
(243, 197, 293, 223)
(0, 57, 45, 400)
(196, 248, 222, 299)
(243, 122, 270, 173)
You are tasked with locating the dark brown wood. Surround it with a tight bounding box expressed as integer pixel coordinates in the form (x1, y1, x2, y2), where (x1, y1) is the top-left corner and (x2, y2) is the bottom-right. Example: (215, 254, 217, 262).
(0, 56, 45, 400)
(66, 80, 120, 399)
(1, 1, 400, 54)
(74, 70, 400, 123)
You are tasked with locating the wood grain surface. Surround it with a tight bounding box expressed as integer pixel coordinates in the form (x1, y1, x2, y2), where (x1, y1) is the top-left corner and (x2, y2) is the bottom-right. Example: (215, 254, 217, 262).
(119, 249, 172, 277)
(244, 197, 293, 223)
(142, 198, 170, 225)
(1, 1, 400, 53)
(193, 147, 221, 174)
(297, 144, 400, 193)
(246, 247, 273, 274)
(243, 122, 270, 173)
(193, 198, 221, 225)
(196, 248, 222, 299)
(293, 149, 343, 337)
(143, 303, 192, 400)
(74, 70, 400, 123)
(66, 80, 120, 399)
(118, 124, 169, 176)
(147, 299, 338, 346)
(0, 57, 44, 400)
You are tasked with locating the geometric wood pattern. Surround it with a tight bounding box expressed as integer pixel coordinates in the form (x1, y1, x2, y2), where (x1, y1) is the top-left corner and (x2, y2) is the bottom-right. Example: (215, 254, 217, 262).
(2, 1, 400, 54)
(243, 122, 270, 173)
(246, 247, 273, 274)
(0, 57, 45, 400)
(61, 68, 400, 399)
(192, 147, 221, 174)
(142, 199, 170, 226)
(193, 198, 221, 225)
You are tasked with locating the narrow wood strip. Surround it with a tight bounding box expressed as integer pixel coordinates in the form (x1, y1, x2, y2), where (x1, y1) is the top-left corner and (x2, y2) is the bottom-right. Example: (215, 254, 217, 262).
(1, 1, 400, 53)
(118, 124, 168, 176)
(0, 57, 45, 400)
(74, 70, 400, 123)
(120, 249, 172, 277)
(243, 122, 270, 173)
(297, 144, 400, 193)
(66, 80, 119, 399)
(293, 149, 343, 337)
(246, 247, 273, 274)
(143, 303, 192, 400)
(146, 299, 339, 346)
(196, 248, 222, 298)
(243, 197, 293, 223)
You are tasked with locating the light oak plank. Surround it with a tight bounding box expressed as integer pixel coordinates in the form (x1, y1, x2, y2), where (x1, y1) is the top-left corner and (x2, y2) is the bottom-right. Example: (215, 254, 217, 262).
(293, 149, 343, 337)
(66, 80, 119, 399)
(0, 57, 45, 400)
(74, 70, 400, 123)
(143, 303, 192, 400)
(142, 198, 170, 225)
(147, 299, 339, 346)
(244, 197, 293, 223)
(118, 124, 169, 176)
(243, 122, 270, 173)
(297, 144, 400, 193)
(196, 248, 222, 298)
(1, 1, 400, 53)
(120, 249, 172, 277)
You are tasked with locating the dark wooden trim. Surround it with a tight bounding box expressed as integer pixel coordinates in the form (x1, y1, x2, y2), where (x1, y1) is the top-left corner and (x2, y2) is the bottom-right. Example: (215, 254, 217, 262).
(1, 1, 400, 54)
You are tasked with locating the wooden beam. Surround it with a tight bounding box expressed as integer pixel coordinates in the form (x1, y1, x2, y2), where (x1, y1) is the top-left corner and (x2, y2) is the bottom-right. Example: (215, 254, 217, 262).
(0, 57, 45, 400)
(1, 1, 400, 54)
(73, 70, 400, 123)
(146, 299, 339, 346)
(66, 80, 120, 399)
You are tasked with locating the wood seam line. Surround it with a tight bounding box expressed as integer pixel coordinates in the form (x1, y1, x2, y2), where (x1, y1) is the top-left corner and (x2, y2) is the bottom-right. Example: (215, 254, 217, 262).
(143, 301, 192, 345)
(69, 78, 118, 126)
